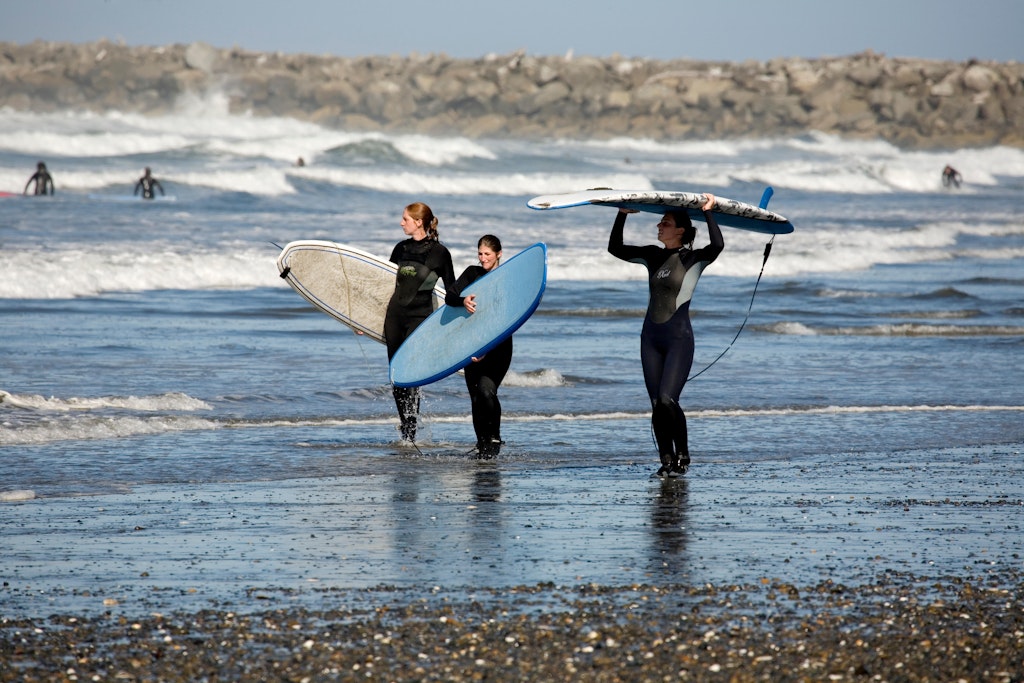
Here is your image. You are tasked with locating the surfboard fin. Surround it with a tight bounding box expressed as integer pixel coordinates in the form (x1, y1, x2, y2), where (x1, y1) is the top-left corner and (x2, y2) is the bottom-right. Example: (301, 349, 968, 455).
(279, 266, 291, 279)
(758, 187, 774, 209)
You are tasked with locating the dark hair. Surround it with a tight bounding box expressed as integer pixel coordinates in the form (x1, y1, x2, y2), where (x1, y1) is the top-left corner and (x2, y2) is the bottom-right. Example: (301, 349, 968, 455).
(478, 234, 502, 252)
(667, 210, 696, 246)
(405, 202, 439, 240)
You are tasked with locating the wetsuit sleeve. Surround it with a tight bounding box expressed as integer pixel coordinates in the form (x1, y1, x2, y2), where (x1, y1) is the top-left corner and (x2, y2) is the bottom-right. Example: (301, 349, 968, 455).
(607, 211, 650, 265)
(133, 180, 141, 196)
(389, 242, 402, 263)
(434, 245, 457, 294)
(607, 211, 627, 256)
(155, 180, 164, 195)
(445, 267, 477, 307)
(696, 209, 725, 262)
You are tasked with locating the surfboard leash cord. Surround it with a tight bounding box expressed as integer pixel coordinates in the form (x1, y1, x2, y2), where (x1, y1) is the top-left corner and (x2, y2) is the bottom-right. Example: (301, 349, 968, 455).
(687, 236, 775, 382)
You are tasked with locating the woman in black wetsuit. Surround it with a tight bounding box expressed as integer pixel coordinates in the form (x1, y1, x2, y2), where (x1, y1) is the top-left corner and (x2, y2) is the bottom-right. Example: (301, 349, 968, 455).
(608, 193, 723, 477)
(385, 202, 456, 443)
(446, 235, 512, 457)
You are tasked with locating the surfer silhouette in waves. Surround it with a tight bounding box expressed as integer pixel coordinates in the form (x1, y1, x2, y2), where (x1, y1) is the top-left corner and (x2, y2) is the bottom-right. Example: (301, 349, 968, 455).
(608, 193, 723, 478)
(24, 161, 55, 196)
(134, 167, 165, 200)
(942, 165, 962, 189)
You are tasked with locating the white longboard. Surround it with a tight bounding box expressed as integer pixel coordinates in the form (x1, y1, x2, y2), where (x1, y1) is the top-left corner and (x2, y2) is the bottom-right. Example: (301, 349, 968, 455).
(528, 188, 794, 234)
(276, 240, 443, 344)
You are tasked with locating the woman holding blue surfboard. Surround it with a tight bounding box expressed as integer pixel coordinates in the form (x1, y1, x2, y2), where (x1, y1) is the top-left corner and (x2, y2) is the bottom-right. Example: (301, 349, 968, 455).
(445, 234, 513, 458)
(385, 202, 456, 443)
(608, 193, 723, 478)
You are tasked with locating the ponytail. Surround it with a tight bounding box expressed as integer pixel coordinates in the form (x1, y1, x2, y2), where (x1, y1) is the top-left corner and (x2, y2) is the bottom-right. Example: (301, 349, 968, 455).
(668, 210, 696, 247)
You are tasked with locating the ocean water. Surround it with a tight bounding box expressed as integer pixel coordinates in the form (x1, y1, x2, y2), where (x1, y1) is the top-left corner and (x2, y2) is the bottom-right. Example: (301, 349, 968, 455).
(2, 101, 1024, 503)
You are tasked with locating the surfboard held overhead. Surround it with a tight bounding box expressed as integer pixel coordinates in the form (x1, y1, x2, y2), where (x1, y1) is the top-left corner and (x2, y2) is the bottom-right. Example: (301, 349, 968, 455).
(527, 188, 794, 235)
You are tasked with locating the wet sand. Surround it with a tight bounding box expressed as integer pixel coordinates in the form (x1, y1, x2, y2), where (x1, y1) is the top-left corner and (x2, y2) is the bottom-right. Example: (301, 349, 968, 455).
(3, 442, 1023, 680)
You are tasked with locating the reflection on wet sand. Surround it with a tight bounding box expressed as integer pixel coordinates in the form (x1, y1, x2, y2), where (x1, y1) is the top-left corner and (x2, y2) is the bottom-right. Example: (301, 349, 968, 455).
(650, 478, 689, 572)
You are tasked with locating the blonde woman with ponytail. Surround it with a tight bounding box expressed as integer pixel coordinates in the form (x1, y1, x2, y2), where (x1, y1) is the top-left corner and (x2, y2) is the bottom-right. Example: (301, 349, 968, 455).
(384, 202, 456, 443)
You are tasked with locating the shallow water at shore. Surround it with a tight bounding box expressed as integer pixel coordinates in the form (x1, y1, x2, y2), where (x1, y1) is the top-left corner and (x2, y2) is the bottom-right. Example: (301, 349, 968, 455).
(4, 432, 1021, 619)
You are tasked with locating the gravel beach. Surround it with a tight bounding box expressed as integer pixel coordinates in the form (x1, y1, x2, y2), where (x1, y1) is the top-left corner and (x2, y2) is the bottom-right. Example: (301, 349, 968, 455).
(2, 575, 1022, 682)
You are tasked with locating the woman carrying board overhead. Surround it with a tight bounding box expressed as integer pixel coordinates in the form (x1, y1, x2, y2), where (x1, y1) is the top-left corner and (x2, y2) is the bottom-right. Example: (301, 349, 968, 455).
(608, 193, 723, 478)
(385, 202, 457, 443)
(445, 234, 513, 458)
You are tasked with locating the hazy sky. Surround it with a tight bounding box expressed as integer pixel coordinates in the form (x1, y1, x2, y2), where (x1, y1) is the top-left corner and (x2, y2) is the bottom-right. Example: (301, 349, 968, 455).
(3, 0, 1021, 62)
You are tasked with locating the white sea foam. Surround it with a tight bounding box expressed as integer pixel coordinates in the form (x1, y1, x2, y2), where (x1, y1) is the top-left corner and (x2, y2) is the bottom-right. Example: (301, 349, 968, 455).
(546, 216, 1022, 280)
(503, 403, 1024, 421)
(0, 415, 220, 446)
(0, 490, 36, 502)
(4, 106, 1024, 198)
(288, 166, 652, 196)
(173, 167, 298, 195)
(760, 321, 1024, 337)
(691, 404, 1024, 418)
(1, 211, 1020, 298)
(4, 400, 1019, 447)
(0, 245, 281, 298)
(502, 368, 569, 388)
(0, 390, 211, 412)
(0, 389, 217, 448)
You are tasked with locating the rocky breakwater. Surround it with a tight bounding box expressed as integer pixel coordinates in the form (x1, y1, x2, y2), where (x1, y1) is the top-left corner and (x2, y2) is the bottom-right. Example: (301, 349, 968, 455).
(2, 40, 1022, 149)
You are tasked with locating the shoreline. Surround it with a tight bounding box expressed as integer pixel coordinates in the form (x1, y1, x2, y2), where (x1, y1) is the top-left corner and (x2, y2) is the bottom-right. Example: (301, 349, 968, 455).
(2, 40, 1022, 150)
(4, 439, 1021, 608)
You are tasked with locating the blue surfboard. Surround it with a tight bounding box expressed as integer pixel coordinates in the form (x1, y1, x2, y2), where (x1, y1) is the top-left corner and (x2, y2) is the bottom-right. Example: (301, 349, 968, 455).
(389, 243, 548, 388)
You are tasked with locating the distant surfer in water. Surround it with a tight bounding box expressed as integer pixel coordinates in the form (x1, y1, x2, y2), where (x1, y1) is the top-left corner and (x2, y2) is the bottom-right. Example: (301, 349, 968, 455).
(24, 161, 55, 196)
(134, 167, 165, 200)
(608, 193, 723, 477)
(385, 202, 457, 443)
(446, 234, 512, 457)
(942, 165, 962, 189)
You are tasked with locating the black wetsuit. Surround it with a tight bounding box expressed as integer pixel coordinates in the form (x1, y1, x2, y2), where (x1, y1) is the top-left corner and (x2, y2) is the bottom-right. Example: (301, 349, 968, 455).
(24, 170, 54, 196)
(608, 210, 724, 465)
(385, 237, 456, 441)
(134, 175, 164, 199)
(446, 265, 513, 455)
